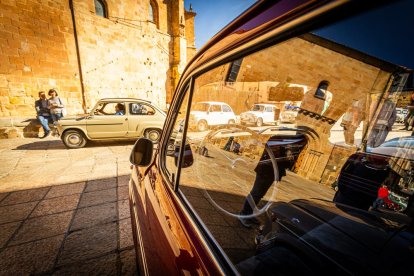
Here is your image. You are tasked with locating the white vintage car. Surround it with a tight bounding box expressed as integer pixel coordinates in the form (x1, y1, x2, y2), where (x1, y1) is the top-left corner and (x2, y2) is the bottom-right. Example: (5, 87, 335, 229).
(240, 103, 279, 126)
(189, 101, 237, 131)
(58, 98, 166, 148)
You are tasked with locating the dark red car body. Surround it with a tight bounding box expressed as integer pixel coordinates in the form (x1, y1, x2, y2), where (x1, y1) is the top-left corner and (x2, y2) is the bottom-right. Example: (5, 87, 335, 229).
(128, 0, 414, 275)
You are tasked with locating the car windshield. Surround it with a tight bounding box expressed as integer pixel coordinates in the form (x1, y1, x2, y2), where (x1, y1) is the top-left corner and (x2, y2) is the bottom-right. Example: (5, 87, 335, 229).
(251, 105, 264, 111)
(193, 102, 210, 112)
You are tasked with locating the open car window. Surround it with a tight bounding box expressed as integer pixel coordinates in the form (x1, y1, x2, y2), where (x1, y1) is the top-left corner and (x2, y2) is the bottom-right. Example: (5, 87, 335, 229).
(94, 102, 125, 115)
(176, 1, 414, 274)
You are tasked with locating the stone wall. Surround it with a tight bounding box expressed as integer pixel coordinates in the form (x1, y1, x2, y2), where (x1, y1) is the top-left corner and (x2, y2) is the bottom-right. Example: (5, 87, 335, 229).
(185, 9, 196, 63)
(0, 0, 81, 117)
(0, 0, 193, 121)
(192, 35, 396, 183)
(239, 36, 392, 182)
(397, 90, 414, 108)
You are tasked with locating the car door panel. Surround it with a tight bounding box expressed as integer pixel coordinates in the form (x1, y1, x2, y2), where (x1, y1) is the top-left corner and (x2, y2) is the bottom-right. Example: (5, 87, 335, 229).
(86, 115, 128, 138)
(129, 163, 221, 275)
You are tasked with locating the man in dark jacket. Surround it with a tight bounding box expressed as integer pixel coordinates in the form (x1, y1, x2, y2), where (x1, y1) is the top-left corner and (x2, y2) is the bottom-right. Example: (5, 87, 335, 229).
(35, 91, 51, 138)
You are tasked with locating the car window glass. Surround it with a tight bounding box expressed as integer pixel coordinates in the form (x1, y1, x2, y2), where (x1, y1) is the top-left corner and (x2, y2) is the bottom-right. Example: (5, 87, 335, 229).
(164, 88, 190, 183)
(177, 1, 414, 273)
(130, 103, 155, 115)
(210, 105, 221, 112)
(223, 105, 232, 112)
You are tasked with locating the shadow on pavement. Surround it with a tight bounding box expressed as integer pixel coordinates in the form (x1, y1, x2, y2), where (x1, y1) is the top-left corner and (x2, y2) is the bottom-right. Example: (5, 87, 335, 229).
(0, 175, 136, 275)
(13, 139, 136, 151)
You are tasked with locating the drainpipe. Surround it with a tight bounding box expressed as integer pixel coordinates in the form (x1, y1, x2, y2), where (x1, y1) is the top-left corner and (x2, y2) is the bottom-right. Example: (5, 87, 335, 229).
(69, 0, 87, 113)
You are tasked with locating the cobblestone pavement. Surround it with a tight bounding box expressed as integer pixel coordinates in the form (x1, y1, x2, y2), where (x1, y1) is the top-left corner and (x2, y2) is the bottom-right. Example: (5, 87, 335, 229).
(0, 137, 137, 275)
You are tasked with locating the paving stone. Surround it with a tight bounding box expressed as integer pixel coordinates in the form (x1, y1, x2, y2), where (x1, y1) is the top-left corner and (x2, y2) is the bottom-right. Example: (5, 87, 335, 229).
(85, 178, 117, 192)
(78, 188, 117, 208)
(195, 208, 230, 226)
(0, 201, 37, 224)
(31, 194, 81, 217)
(118, 165, 132, 176)
(71, 202, 117, 231)
(0, 193, 9, 203)
(120, 249, 138, 276)
(57, 222, 118, 266)
(119, 218, 134, 250)
(206, 225, 250, 249)
(185, 195, 216, 210)
(53, 253, 118, 276)
(0, 187, 49, 206)
(0, 235, 64, 275)
(118, 199, 131, 220)
(45, 182, 85, 199)
(0, 221, 21, 248)
(10, 211, 73, 245)
(118, 175, 130, 187)
(118, 185, 129, 201)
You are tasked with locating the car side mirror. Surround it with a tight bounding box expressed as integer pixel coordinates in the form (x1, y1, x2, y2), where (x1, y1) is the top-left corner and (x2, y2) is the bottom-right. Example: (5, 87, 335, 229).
(130, 138, 153, 166)
(174, 143, 193, 168)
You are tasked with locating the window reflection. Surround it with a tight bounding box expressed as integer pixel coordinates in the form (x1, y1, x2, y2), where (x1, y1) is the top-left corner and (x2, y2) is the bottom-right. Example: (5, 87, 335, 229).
(175, 3, 413, 272)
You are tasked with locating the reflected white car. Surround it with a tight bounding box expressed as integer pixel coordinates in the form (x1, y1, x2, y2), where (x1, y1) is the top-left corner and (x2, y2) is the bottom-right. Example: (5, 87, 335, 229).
(189, 101, 236, 131)
(240, 103, 279, 127)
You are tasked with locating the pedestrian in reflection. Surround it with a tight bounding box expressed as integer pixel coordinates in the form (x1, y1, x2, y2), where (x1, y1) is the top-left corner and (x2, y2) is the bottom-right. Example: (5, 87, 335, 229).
(372, 184, 389, 209)
(402, 92, 414, 131)
(35, 91, 51, 138)
(341, 99, 365, 145)
(224, 136, 234, 151)
(239, 153, 285, 228)
(367, 96, 396, 147)
(239, 134, 307, 228)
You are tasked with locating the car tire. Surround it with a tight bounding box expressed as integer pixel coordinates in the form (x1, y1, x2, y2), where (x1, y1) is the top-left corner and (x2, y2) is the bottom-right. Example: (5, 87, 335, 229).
(256, 118, 263, 127)
(144, 129, 161, 143)
(62, 129, 87, 149)
(197, 120, 208, 132)
(228, 119, 235, 125)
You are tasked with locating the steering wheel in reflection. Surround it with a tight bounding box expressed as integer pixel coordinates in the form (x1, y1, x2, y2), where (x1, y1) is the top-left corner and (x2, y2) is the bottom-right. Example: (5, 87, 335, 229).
(194, 124, 280, 219)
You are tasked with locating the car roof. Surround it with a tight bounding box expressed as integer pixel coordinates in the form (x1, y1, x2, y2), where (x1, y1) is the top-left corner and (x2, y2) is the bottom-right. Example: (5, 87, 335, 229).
(198, 101, 230, 105)
(99, 98, 151, 103)
(253, 103, 276, 107)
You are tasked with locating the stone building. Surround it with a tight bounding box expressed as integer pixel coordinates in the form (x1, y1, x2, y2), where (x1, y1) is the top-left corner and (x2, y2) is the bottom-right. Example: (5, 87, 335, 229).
(193, 33, 412, 184)
(0, 0, 196, 126)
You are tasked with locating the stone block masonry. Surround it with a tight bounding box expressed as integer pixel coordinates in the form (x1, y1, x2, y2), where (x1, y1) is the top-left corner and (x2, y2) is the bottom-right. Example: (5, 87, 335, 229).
(0, 0, 195, 119)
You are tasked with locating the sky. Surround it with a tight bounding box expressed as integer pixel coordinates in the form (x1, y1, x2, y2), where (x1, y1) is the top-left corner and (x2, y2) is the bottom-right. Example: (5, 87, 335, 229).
(315, 0, 414, 71)
(185, 0, 256, 49)
(185, 0, 414, 81)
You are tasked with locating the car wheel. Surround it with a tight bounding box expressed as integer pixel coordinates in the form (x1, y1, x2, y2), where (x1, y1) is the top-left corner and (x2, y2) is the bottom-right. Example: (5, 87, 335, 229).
(145, 129, 161, 143)
(197, 120, 208, 132)
(62, 129, 87, 149)
(228, 119, 235, 125)
(256, 118, 263, 127)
